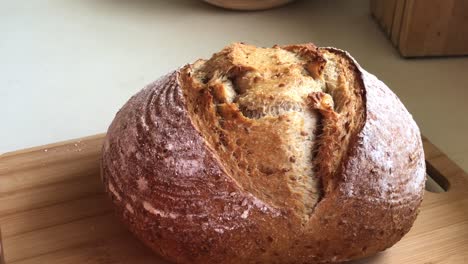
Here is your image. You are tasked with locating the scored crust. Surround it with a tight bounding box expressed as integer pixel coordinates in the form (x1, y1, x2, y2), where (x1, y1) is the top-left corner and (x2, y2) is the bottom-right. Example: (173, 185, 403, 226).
(101, 43, 425, 263)
(181, 43, 365, 222)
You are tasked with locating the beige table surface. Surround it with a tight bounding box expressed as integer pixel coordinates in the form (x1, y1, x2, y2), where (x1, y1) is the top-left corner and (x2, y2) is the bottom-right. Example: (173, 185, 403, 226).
(1, 0, 467, 172)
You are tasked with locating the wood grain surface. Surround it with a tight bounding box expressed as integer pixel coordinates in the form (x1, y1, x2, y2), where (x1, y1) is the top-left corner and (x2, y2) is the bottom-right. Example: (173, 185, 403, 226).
(371, 0, 468, 57)
(0, 134, 467, 263)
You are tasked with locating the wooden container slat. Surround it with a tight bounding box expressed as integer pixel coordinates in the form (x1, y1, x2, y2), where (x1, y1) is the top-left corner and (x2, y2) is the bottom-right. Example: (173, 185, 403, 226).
(371, 0, 468, 57)
(381, 0, 397, 35)
(390, 0, 406, 47)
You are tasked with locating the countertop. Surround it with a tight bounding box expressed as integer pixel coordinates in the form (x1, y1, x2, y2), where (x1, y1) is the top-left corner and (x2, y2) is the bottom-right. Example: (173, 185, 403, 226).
(1, 0, 468, 172)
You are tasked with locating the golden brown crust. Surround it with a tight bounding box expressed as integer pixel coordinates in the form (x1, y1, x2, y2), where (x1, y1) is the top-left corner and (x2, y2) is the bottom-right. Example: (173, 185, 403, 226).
(101, 43, 425, 263)
(183, 43, 326, 220)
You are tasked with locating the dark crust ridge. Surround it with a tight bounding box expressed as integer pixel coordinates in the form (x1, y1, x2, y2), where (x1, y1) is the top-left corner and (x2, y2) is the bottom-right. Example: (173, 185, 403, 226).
(101, 46, 425, 264)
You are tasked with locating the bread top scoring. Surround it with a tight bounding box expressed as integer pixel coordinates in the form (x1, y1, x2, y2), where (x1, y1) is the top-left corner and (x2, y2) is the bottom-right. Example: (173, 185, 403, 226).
(181, 43, 365, 221)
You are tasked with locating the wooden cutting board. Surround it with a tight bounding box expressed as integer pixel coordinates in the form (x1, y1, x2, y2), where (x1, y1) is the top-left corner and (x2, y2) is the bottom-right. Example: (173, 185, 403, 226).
(0, 134, 467, 263)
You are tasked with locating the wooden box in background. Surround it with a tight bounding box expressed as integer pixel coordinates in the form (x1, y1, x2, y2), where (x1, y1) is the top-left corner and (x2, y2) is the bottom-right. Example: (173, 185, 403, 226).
(370, 0, 468, 57)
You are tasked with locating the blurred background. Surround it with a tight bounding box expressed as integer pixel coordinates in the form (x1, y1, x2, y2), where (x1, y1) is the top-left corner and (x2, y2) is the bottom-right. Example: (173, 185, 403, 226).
(1, 0, 467, 172)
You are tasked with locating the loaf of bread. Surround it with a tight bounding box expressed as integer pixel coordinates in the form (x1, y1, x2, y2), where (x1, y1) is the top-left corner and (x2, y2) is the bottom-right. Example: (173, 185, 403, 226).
(101, 43, 425, 263)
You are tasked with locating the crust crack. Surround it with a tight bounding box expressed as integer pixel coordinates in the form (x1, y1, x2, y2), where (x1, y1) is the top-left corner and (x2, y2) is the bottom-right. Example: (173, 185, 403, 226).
(182, 43, 365, 221)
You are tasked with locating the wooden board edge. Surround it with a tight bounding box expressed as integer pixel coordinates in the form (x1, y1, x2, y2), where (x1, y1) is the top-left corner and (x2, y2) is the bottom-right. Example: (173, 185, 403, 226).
(0, 134, 106, 159)
(422, 136, 468, 192)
